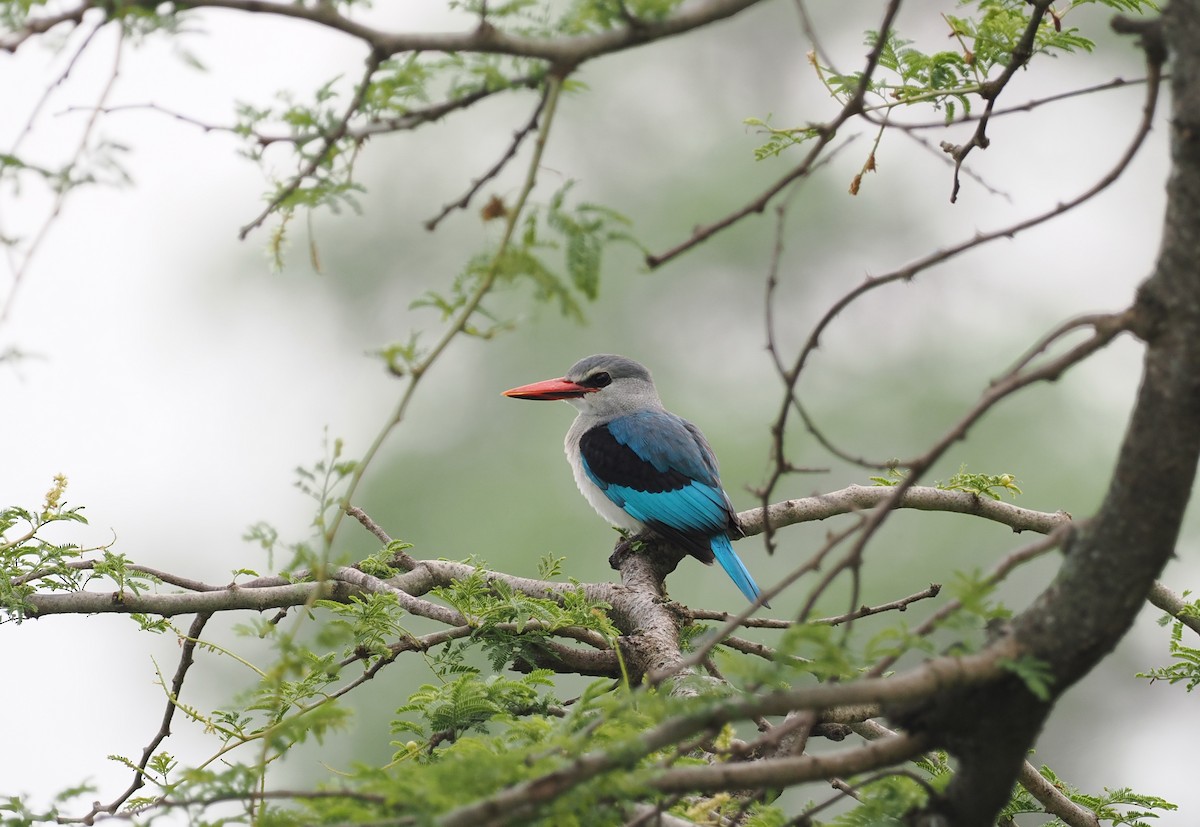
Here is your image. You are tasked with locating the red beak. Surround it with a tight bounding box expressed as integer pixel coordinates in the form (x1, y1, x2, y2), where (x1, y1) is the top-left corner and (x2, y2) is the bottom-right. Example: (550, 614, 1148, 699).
(503, 377, 598, 401)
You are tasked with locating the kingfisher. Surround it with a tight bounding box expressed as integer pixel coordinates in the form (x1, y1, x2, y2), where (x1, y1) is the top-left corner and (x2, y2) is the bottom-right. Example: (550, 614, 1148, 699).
(504, 354, 765, 605)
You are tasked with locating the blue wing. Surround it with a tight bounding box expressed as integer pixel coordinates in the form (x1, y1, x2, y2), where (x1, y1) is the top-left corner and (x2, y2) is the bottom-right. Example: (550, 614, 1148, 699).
(578, 412, 736, 561)
(578, 412, 764, 604)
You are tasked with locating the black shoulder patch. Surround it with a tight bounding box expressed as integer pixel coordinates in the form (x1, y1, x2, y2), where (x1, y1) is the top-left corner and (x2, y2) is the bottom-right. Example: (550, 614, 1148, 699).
(579, 425, 691, 493)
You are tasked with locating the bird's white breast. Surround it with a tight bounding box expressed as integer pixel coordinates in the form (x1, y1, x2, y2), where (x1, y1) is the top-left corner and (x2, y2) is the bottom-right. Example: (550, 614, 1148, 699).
(565, 415, 644, 532)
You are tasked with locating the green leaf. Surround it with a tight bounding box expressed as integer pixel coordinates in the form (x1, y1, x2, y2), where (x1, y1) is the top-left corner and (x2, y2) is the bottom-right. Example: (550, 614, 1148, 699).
(999, 655, 1054, 701)
(1137, 620, 1200, 691)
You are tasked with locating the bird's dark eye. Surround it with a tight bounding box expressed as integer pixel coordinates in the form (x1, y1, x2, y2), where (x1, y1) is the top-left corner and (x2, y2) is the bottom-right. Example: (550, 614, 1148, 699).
(581, 371, 612, 389)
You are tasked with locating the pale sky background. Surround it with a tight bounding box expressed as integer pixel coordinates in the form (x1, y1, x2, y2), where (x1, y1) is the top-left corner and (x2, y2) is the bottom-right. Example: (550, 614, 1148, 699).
(2, 1, 1197, 824)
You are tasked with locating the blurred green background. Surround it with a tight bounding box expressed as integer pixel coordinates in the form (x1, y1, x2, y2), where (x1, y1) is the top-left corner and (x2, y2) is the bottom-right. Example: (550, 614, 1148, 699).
(2, 0, 1194, 821)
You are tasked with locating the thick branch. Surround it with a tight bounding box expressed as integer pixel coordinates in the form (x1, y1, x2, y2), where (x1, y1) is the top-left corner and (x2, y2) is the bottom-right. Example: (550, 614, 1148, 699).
(438, 637, 1018, 827)
(648, 730, 926, 793)
(736, 484, 1069, 537)
(25, 580, 350, 617)
(172, 0, 766, 69)
(912, 14, 1196, 825)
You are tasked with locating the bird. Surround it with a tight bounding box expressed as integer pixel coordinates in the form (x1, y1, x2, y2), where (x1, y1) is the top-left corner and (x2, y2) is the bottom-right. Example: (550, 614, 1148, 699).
(503, 354, 765, 605)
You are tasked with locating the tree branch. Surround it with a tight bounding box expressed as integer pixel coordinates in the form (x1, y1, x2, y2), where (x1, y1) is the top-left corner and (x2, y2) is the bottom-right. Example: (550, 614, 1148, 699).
(909, 18, 1188, 824)
(688, 582, 942, 629)
(236, 51, 383, 240)
(67, 613, 214, 825)
(737, 484, 1070, 537)
(423, 87, 549, 230)
(72, 73, 544, 148)
(165, 0, 765, 70)
(25, 580, 351, 617)
(770, 47, 1163, 475)
(647, 730, 927, 794)
(0, 1, 90, 51)
(1017, 761, 1102, 827)
(944, 0, 1055, 202)
(438, 636, 1018, 827)
(1147, 580, 1200, 636)
(644, 0, 902, 269)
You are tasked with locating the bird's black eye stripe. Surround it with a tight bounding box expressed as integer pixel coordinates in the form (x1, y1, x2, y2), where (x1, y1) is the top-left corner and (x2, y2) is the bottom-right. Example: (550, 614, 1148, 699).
(580, 371, 612, 389)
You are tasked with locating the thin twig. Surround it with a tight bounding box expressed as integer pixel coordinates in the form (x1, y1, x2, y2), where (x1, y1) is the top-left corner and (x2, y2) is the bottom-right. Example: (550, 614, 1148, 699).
(69, 613, 213, 824)
(790, 322, 1118, 630)
(1, 25, 124, 324)
(895, 127, 1013, 200)
(945, 0, 1056, 202)
(688, 610, 795, 628)
(237, 52, 382, 240)
(646, 0, 904, 270)
(321, 75, 565, 549)
(872, 76, 1156, 131)
(66, 73, 543, 148)
(345, 504, 396, 547)
(9, 18, 105, 155)
(1147, 581, 1200, 637)
(811, 584, 942, 626)
(424, 87, 549, 230)
(770, 54, 1161, 476)
(999, 312, 1117, 378)
(720, 634, 806, 663)
(0, 1, 90, 51)
(866, 524, 1070, 677)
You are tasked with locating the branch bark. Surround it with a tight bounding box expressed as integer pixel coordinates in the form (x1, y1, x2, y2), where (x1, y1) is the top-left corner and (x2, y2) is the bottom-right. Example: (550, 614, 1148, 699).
(905, 9, 1199, 823)
(168, 0, 767, 70)
(1148, 580, 1200, 636)
(18, 486, 1067, 621)
(738, 483, 1069, 536)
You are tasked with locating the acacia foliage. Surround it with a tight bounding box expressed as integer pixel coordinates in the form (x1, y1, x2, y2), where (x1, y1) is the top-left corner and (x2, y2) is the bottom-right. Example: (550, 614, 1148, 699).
(3, 1, 1199, 826)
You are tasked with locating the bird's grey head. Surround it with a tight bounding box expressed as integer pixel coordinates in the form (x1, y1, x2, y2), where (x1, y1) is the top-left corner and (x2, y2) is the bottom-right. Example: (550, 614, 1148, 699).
(561, 354, 662, 417)
(503, 354, 663, 417)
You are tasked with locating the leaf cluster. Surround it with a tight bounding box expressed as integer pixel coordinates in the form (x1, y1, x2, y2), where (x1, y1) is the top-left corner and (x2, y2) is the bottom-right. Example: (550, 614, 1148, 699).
(0, 476, 161, 623)
(1136, 613, 1200, 692)
(407, 181, 639, 350)
(436, 564, 618, 670)
(936, 466, 1023, 500)
(237, 53, 547, 264)
(749, 0, 1158, 162)
(316, 591, 411, 664)
(1001, 765, 1177, 826)
(392, 669, 559, 746)
(1, 469, 1182, 827)
(0, 783, 96, 827)
(824, 774, 933, 826)
(869, 465, 1022, 501)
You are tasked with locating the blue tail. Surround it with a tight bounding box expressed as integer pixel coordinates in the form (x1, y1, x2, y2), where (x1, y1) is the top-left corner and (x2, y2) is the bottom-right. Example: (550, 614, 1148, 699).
(710, 534, 768, 606)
